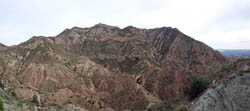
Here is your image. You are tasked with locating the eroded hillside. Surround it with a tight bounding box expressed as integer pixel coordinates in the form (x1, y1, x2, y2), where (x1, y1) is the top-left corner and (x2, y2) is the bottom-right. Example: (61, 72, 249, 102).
(0, 24, 227, 111)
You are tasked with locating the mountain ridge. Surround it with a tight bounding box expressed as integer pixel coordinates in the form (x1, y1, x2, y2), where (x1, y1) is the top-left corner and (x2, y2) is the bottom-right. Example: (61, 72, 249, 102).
(0, 24, 227, 111)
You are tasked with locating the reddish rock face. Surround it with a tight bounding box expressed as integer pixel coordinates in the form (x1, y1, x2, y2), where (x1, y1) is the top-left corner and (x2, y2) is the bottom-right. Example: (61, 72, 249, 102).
(0, 24, 227, 110)
(54, 24, 227, 100)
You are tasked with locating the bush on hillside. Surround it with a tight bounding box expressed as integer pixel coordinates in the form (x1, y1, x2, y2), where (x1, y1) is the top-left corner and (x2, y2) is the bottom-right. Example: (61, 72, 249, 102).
(0, 98, 3, 111)
(183, 75, 211, 100)
(221, 64, 234, 72)
(175, 104, 187, 111)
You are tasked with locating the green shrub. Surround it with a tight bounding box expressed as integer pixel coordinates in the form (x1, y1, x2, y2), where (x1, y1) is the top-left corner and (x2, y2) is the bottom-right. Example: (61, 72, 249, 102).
(153, 93, 185, 111)
(222, 64, 234, 72)
(175, 104, 187, 111)
(210, 71, 220, 79)
(239, 70, 250, 76)
(184, 75, 211, 101)
(31, 95, 39, 104)
(0, 98, 3, 111)
(240, 73, 244, 76)
(0, 83, 4, 88)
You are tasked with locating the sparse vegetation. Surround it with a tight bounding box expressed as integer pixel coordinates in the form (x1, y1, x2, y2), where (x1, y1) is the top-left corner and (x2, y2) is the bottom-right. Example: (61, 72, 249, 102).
(221, 64, 234, 72)
(210, 71, 220, 79)
(239, 73, 244, 76)
(149, 93, 186, 111)
(11, 91, 16, 97)
(0, 98, 4, 111)
(175, 104, 187, 111)
(239, 70, 250, 76)
(0, 82, 4, 88)
(31, 95, 39, 104)
(83, 76, 91, 88)
(184, 75, 211, 101)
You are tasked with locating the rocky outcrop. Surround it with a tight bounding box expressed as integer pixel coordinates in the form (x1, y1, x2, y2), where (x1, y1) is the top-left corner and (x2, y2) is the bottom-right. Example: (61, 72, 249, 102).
(192, 59, 250, 111)
(192, 74, 250, 111)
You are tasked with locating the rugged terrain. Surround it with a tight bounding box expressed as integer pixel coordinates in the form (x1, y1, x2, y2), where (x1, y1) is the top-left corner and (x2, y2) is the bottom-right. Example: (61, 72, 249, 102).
(191, 59, 250, 111)
(0, 24, 227, 111)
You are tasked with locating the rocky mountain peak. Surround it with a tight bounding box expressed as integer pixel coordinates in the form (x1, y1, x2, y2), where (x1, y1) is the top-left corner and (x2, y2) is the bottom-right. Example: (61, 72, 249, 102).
(0, 24, 228, 111)
(93, 23, 120, 29)
(123, 25, 137, 30)
(121, 25, 143, 36)
(56, 24, 182, 41)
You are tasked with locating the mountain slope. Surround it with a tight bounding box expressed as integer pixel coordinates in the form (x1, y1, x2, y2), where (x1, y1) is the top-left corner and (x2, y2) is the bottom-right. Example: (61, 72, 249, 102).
(0, 37, 152, 111)
(0, 24, 227, 111)
(54, 23, 227, 100)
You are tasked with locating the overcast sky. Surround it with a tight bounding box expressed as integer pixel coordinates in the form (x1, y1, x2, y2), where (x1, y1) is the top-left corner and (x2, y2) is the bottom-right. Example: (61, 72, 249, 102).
(0, 0, 249, 49)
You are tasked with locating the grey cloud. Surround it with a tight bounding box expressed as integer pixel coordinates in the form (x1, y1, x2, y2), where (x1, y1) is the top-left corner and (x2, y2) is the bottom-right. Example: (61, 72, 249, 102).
(209, 1, 250, 32)
(218, 1, 250, 22)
